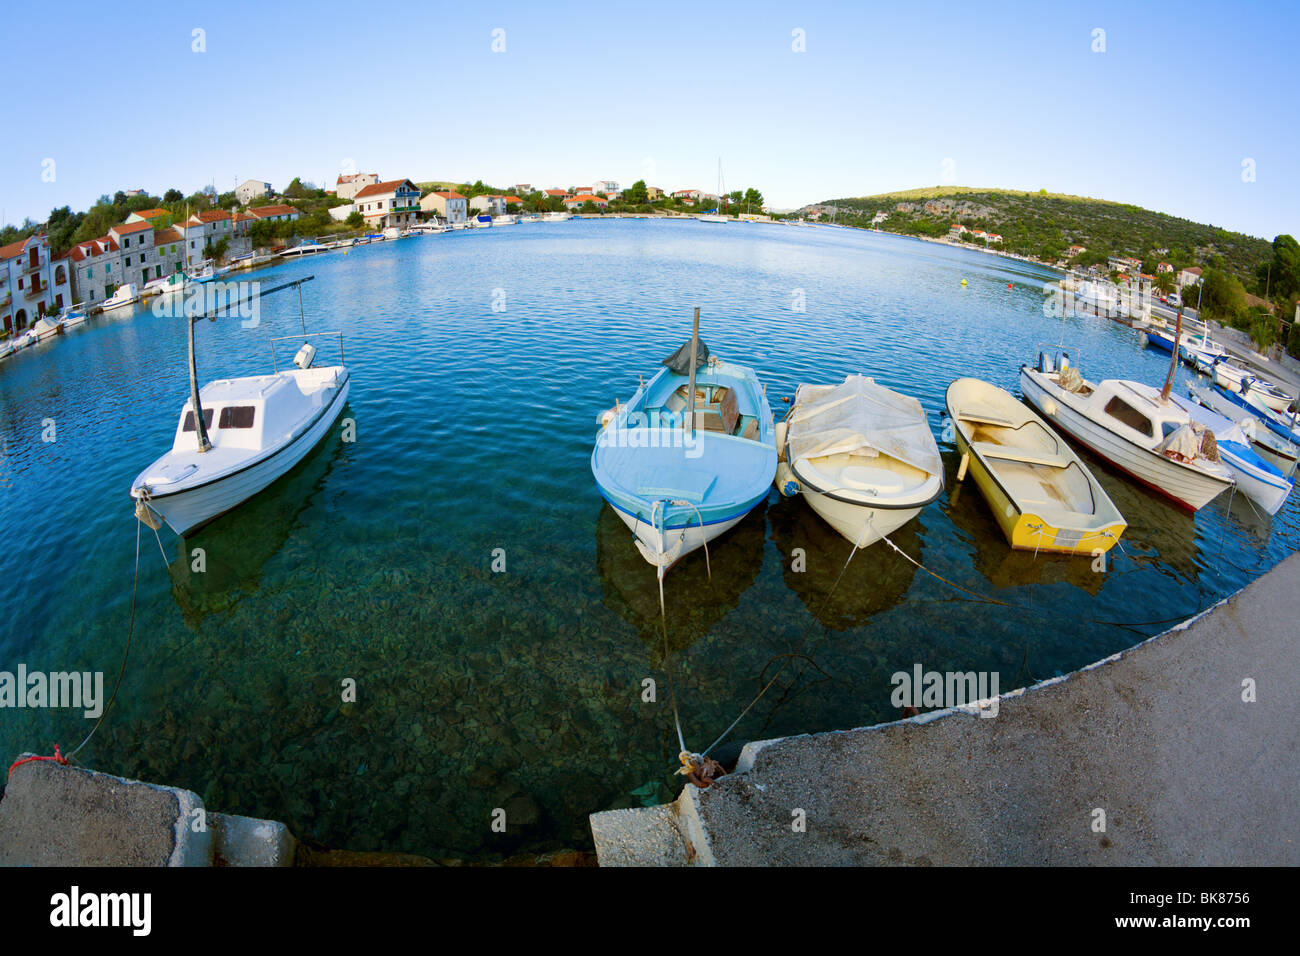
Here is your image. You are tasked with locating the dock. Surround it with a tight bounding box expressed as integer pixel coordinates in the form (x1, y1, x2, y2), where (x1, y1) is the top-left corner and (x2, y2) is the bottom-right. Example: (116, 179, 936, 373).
(590, 551, 1300, 866)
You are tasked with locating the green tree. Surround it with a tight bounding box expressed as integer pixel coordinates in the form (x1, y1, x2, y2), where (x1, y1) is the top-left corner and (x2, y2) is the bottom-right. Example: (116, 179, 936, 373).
(625, 180, 648, 205)
(346, 211, 364, 228)
(284, 178, 307, 199)
(163, 188, 184, 203)
(743, 187, 763, 211)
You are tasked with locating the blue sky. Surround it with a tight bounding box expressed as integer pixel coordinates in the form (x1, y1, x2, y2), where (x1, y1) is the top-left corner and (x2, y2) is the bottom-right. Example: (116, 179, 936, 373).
(4, 0, 1297, 239)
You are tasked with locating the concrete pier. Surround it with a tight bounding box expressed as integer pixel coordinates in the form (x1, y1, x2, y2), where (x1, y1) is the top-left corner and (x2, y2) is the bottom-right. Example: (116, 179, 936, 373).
(591, 551, 1300, 866)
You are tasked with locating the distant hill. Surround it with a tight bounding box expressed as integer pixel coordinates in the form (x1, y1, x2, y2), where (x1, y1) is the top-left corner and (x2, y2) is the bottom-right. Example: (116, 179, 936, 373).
(814, 187, 1273, 281)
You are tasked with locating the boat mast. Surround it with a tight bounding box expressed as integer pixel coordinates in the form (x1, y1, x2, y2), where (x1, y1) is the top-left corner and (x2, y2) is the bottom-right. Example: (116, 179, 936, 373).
(188, 309, 212, 453)
(687, 307, 701, 433)
(1160, 308, 1183, 404)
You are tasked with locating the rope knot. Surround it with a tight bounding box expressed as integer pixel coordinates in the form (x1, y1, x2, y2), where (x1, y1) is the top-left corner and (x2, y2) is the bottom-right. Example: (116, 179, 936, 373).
(676, 750, 726, 789)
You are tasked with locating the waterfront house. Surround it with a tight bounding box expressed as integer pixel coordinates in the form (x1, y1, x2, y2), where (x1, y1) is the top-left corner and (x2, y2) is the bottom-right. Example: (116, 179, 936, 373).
(986, 233, 1003, 244)
(673, 189, 702, 201)
(60, 237, 119, 309)
(246, 204, 301, 224)
(236, 179, 274, 204)
(107, 221, 158, 290)
(645, 186, 664, 201)
(593, 180, 619, 196)
(564, 195, 609, 210)
(470, 195, 507, 216)
(1177, 266, 1203, 289)
(334, 173, 380, 201)
(870, 211, 888, 225)
(1108, 255, 1143, 275)
(515, 184, 533, 194)
(948, 223, 966, 240)
(420, 190, 468, 224)
(1067, 244, 1087, 258)
(353, 179, 422, 229)
(574, 186, 594, 196)
(543, 189, 567, 199)
(504, 196, 524, 209)
(2, 235, 72, 334)
(150, 227, 186, 278)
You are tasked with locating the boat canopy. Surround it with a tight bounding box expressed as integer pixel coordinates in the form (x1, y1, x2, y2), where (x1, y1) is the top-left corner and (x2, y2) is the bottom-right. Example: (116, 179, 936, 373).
(787, 374, 941, 477)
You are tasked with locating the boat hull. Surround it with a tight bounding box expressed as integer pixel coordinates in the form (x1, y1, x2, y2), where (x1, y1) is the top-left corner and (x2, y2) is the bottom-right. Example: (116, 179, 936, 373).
(1020, 368, 1232, 511)
(1217, 443, 1291, 515)
(135, 378, 349, 536)
(802, 492, 923, 549)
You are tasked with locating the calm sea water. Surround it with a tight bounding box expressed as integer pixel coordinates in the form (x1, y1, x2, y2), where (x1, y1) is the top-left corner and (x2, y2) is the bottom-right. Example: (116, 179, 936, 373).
(1, 220, 1295, 859)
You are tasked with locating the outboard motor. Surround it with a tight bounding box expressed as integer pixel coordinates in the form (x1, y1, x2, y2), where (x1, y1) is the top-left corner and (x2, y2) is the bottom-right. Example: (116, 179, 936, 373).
(293, 342, 317, 369)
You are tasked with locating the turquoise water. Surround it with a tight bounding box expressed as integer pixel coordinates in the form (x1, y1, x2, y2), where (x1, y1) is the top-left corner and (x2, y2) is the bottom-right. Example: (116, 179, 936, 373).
(1, 220, 1295, 859)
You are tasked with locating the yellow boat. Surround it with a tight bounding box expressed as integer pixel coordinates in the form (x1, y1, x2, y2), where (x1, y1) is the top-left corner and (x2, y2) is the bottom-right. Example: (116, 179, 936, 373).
(945, 377, 1126, 555)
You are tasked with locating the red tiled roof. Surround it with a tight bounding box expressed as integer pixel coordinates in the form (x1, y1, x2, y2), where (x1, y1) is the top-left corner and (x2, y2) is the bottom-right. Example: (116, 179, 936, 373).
(564, 195, 607, 205)
(504, 196, 523, 204)
(354, 179, 415, 198)
(133, 208, 169, 219)
(0, 235, 41, 260)
(109, 220, 153, 235)
(431, 191, 466, 200)
(153, 227, 182, 243)
(544, 189, 567, 196)
(248, 205, 300, 219)
(1182, 266, 1202, 275)
(194, 210, 232, 223)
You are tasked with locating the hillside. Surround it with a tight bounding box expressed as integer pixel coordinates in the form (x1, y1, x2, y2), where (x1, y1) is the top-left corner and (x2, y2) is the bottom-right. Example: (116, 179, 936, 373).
(818, 187, 1273, 282)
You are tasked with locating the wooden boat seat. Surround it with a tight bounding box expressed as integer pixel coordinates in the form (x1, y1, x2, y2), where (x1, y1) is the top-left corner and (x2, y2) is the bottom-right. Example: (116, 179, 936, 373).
(959, 406, 1016, 427)
(682, 387, 739, 435)
(971, 441, 1069, 469)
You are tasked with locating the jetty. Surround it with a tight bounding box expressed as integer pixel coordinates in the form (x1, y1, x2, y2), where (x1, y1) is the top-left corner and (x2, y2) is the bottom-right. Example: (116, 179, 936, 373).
(590, 551, 1300, 866)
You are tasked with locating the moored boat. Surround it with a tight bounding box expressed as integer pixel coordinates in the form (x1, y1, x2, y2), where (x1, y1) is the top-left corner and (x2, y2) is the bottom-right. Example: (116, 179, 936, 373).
(130, 276, 349, 536)
(1187, 383, 1300, 477)
(1020, 351, 1234, 511)
(591, 313, 776, 572)
(947, 377, 1126, 554)
(776, 374, 942, 548)
(1167, 393, 1292, 515)
(1211, 359, 1293, 412)
(100, 283, 140, 312)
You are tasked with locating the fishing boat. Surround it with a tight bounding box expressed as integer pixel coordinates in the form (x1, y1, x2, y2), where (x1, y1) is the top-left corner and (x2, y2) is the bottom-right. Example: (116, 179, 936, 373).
(1187, 383, 1299, 476)
(775, 375, 942, 548)
(142, 273, 185, 298)
(472, 215, 493, 228)
(130, 276, 350, 537)
(1210, 359, 1293, 412)
(493, 214, 519, 226)
(1020, 350, 1234, 511)
(1, 328, 38, 359)
(591, 310, 776, 572)
(1166, 393, 1292, 514)
(100, 283, 140, 312)
(542, 211, 572, 222)
(186, 261, 217, 283)
(947, 377, 1126, 554)
(1178, 331, 1228, 367)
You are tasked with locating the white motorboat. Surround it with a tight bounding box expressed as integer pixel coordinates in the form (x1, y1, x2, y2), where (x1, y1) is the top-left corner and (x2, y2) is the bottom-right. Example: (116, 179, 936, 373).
(1210, 360, 1294, 413)
(1178, 332, 1228, 367)
(280, 241, 328, 258)
(1187, 383, 1299, 477)
(58, 304, 89, 328)
(143, 274, 185, 298)
(31, 314, 66, 341)
(130, 276, 349, 536)
(1, 329, 39, 359)
(186, 260, 217, 283)
(1167, 393, 1292, 514)
(100, 283, 140, 312)
(493, 214, 519, 226)
(1020, 351, 1234, 511)
(542, 211, 572, 222)
(696, 213, 728, 224)
(776, 374, 942, 548)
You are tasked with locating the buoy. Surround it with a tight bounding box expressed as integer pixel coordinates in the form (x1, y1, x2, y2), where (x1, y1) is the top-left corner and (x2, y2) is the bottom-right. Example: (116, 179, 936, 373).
(1042, 398, 1058, 416)
(960, 278, 967, 286)
(775, 462, 800, 497)
(956, 451, 970, 482)
(774, 420, 788, 462)
(1007, 282, 1013, 289)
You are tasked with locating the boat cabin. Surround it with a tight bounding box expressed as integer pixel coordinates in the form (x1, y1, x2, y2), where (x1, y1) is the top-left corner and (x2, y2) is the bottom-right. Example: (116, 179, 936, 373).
(172, 370, 336, 455)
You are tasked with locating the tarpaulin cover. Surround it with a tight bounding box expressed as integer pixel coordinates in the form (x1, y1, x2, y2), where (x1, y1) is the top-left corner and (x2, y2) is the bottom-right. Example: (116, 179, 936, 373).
(662, 339, 710, 375)
(786, 374, 941, 477)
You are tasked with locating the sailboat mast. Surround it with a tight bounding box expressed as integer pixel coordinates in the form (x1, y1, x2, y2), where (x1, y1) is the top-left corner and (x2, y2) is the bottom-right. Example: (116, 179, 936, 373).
(1160, 309, 1182, 404)
(188, 311, 212, 453)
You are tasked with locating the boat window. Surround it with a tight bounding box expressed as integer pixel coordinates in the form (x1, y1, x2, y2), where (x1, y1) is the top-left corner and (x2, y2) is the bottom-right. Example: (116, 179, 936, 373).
(182, 408, 215, 432)
(1104, 397, 1153, 437)
(219, 405, 256, 429)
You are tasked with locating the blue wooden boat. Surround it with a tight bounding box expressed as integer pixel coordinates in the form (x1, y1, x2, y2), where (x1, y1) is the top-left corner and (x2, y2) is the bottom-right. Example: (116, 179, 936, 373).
(591, 316, 776, 572)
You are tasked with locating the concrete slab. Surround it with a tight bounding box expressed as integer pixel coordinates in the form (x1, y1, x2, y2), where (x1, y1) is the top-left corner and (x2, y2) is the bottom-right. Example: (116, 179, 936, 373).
(0, 759, 211, 866)
(592, 551, 1300, 866)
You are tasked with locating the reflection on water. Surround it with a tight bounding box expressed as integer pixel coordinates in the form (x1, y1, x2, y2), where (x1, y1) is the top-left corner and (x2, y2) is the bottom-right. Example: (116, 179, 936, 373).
(2, 220, 1297, 860)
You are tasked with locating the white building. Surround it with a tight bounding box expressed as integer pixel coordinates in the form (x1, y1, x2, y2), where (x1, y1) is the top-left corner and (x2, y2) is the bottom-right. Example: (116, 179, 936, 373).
(593, 180, 619, 196)
(2, 234, 73, 333)
(1176, 266, 1203, 289)
(420, 190, 468, 224)
(236, 179, 273, 204)
(335, 173, 380, 201)
(59, 220, 164, 307)
(470, 194, 507, 216)
(246, 204, 300, 224)
(352, 179, 422, 228)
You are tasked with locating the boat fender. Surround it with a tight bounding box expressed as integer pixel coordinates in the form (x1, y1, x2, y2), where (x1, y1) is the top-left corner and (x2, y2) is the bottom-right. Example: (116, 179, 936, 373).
(1041, 397, 1058, 417)
(597, 403, 625, 428)
(956, 451, 970, 483)
(774, 421, 788, 462)
(775, 462, 800, 497)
